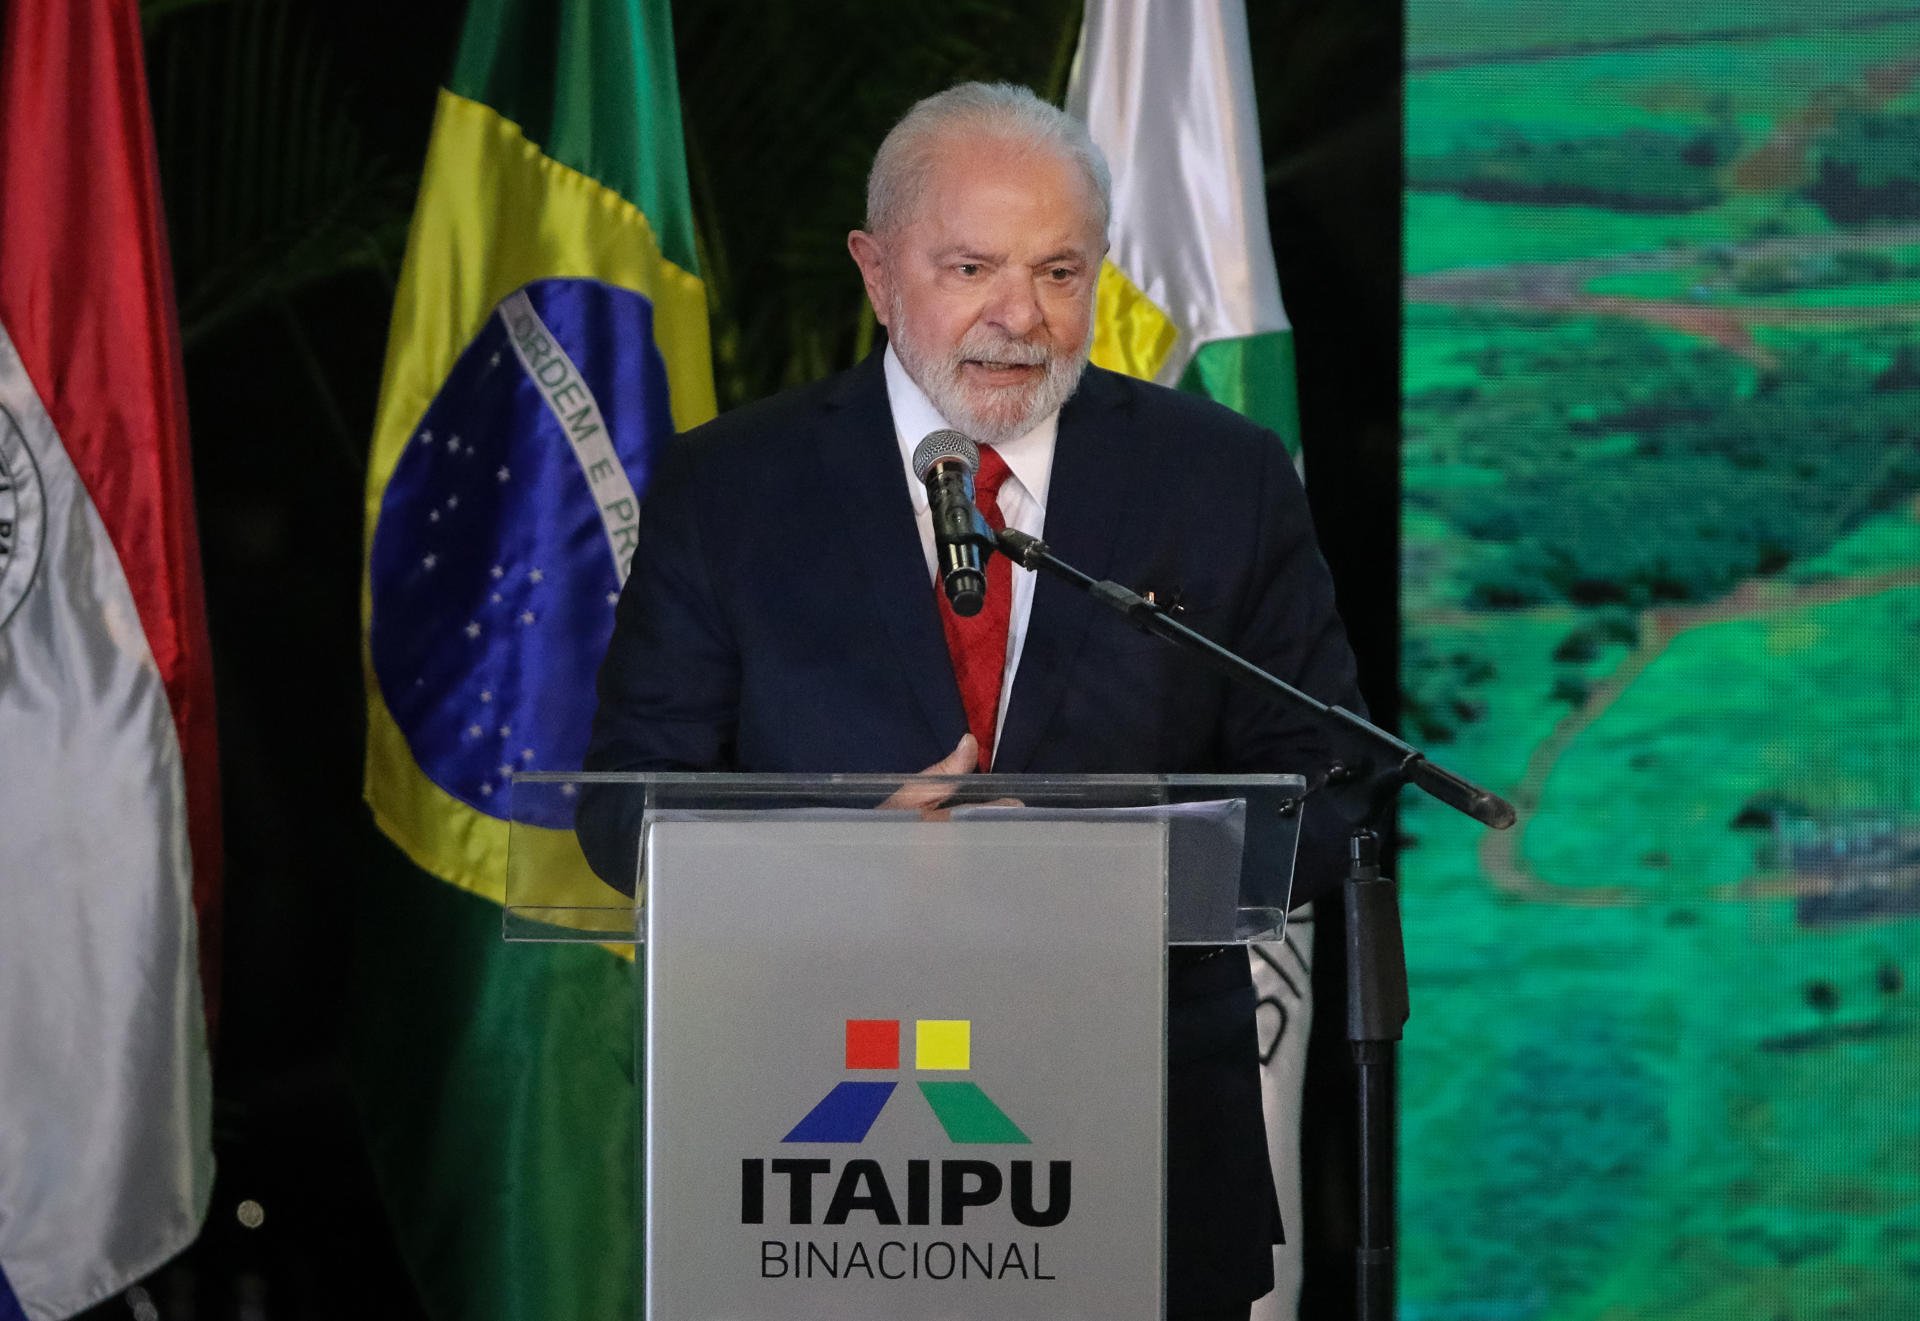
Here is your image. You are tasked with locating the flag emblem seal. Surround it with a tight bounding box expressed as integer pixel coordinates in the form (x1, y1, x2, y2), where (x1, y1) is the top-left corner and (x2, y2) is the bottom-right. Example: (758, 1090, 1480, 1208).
(0, 403, 46, 631)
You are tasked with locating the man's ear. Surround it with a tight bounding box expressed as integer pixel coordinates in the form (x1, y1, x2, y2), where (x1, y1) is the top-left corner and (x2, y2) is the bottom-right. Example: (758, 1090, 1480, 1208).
(847, 230, 892, 327)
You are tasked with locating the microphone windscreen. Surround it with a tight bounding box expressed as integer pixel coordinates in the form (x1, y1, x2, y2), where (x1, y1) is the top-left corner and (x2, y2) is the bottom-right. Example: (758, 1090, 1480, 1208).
(911, 429, 979, 481)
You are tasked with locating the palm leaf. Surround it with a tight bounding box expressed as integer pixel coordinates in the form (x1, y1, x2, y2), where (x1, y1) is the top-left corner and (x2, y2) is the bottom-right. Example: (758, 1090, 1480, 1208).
(145, 0, 413, 352)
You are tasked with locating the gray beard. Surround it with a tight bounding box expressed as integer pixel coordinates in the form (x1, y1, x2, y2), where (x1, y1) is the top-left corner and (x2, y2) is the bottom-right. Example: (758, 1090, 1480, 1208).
(888, 296, 1091, 447)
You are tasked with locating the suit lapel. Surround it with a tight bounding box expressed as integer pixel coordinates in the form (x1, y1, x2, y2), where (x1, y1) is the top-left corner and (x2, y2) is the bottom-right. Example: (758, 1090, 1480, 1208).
(818, 355, 968, 755)
(995, 368, 1140, 771)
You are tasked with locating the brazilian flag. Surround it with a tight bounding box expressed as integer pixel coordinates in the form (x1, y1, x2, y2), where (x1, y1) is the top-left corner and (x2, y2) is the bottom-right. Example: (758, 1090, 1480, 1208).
(355, 1, 712, 1316)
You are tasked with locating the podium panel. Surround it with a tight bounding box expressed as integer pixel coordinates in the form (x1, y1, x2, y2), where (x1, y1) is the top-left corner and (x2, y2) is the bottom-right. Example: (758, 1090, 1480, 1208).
(503, 772, 1305, 1320)
(646, 816, 1166, 1320)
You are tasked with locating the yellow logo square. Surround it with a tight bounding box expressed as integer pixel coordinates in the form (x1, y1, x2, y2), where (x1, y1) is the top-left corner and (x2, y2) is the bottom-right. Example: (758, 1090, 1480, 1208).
(915, 1019, 970, 1071)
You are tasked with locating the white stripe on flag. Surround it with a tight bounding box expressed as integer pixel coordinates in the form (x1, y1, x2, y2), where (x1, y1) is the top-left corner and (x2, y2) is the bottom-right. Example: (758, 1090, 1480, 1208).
(0, 318, 212, 1320)
(497, 288, 643, 582)
(1251, 912, 1314, 1321)
(1067, 0, 1291, 382)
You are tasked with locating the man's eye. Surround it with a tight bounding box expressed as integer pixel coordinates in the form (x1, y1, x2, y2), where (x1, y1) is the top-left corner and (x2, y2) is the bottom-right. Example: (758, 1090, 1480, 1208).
(956, 263, 981, 277)
(1049, 266, 1076, 281)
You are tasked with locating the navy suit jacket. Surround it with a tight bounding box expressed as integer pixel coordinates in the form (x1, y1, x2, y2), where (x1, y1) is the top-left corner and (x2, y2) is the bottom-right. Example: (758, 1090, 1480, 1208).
(584, 351, 1364, 1309)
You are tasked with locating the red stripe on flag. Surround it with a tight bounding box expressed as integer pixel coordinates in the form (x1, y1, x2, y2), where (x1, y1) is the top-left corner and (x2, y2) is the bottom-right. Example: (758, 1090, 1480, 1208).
(0, 0, 222, 1023)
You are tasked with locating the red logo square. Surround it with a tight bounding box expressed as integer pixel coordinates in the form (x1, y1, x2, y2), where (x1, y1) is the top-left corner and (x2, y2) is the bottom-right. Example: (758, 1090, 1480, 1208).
(845, 1019, 900, 1070)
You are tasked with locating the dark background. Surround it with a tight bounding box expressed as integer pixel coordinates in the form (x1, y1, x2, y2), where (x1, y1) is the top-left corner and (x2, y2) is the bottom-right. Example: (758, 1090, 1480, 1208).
(91, 1, 1400, 1315)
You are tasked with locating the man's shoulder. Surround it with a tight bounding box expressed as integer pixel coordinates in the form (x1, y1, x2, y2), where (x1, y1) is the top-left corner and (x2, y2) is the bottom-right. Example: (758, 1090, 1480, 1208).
(1074, 365, 1287, 465)
(674, 359, 878, 465)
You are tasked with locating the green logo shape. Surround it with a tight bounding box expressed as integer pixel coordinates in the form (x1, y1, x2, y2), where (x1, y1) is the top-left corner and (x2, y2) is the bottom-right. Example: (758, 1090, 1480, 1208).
(918, 1081, 1030, 1144)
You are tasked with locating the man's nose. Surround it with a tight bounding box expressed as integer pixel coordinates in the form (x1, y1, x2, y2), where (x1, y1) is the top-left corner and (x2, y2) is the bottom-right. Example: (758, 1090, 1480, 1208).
(984, 272, 1043, 337)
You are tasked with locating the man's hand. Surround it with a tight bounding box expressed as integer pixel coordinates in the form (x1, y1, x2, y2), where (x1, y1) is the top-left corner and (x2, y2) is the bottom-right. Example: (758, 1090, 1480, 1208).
(877, 734, 979, 813)
(876, 734, 1024, 817)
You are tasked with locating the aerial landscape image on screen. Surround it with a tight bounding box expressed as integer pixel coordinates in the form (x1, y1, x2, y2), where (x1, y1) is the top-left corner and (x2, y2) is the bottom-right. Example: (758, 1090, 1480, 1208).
(1401, 3, 1920, 1316)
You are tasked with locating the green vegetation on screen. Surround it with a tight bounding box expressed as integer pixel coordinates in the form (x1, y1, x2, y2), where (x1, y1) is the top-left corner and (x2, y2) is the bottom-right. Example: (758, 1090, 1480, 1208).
(1408, 0, 1920, 60)
(1409, 104, 1920, 246)
(1526, 588, 1920, 886)
(1401, 6, 1920, 1318)
(1408, 28, 1920, 155)
(1405, 193, 1832, 273)
(1405, 315, 1920, 619)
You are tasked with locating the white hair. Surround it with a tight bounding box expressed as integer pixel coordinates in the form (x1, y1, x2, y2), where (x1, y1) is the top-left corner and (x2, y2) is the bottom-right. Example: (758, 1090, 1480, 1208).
(865, 81, 1112, 238)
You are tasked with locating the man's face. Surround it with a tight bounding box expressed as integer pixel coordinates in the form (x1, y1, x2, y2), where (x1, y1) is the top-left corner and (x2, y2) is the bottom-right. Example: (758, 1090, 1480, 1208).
(849, 135, 1105, 445)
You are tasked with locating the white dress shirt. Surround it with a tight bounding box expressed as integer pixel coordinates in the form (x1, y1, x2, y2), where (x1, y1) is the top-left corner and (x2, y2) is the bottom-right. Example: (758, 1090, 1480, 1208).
(882, 344, 1057, 752)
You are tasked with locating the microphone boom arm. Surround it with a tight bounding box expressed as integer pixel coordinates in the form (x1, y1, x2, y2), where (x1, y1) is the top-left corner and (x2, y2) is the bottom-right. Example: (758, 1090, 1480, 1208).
(993, 527, 1515, 830)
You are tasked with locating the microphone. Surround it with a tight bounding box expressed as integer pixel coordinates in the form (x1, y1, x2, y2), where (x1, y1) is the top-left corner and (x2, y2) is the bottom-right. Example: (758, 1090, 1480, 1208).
(911, 429, 995, 617)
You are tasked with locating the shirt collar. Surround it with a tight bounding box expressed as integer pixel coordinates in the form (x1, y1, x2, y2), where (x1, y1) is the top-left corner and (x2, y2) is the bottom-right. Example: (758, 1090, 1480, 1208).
(883, 343, 1056, 514)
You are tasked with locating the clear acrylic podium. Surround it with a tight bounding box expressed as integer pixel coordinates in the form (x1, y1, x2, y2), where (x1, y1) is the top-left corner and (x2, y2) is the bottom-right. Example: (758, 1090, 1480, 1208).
(505, 772, 1304, 1321)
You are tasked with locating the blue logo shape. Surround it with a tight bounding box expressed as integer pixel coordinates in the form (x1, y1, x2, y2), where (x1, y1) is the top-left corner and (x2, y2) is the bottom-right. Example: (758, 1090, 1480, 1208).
(783, 1082, 899, 1144)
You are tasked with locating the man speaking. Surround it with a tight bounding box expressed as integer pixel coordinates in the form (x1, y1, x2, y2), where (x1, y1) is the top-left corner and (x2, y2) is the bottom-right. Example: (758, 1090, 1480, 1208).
(586, 82, 1364, 1321)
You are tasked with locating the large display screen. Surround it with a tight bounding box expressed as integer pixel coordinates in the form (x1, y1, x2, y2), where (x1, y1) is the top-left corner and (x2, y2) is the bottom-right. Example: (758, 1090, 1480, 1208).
(1402, 4, 1920, 1315)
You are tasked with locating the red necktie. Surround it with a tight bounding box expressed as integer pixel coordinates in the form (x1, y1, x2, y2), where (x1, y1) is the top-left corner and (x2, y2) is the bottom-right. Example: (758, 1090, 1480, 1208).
(935, 445, 1014, 771)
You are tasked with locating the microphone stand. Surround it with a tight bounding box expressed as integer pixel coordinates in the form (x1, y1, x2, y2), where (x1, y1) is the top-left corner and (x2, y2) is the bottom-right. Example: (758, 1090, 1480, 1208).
(995, 528, 1514, 1321)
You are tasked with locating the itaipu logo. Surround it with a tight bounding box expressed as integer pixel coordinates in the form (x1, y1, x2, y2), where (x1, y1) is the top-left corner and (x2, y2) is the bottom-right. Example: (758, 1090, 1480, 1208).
(0, 404, 47, 632)
(783, 1017, 1027, 1144)
(742, 1016, 1072, 1240)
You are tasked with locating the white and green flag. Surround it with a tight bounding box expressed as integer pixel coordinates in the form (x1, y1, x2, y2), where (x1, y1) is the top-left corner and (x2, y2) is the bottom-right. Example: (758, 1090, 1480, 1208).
(1069, 6, 1313, 1316)
(1067, 0, 1302, 454)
